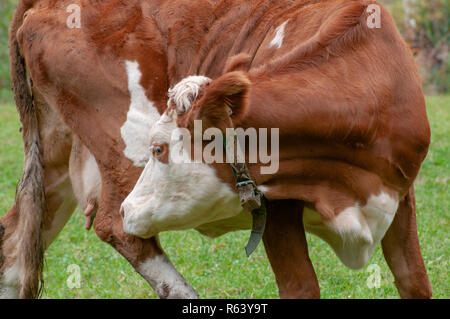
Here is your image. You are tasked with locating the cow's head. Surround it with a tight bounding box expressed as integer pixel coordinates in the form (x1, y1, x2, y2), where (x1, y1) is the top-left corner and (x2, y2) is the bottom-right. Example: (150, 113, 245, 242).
(121, 72, 253, 238)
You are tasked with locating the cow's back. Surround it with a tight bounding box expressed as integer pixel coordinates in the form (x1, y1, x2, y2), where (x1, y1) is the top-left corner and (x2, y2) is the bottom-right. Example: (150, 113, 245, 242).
(244, 0, 430, 195)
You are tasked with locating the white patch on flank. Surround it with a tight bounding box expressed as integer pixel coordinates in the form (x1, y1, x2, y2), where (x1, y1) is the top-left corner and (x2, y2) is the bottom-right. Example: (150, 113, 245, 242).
(269, 20, 290, 49)
(168, 75, 211, 113)
(121, 60, 161, 167)
(0, 262, 20, 299)
(121, 110, 245, 239)
(137, 255, 198, 299)
(303, 192, 399, 269)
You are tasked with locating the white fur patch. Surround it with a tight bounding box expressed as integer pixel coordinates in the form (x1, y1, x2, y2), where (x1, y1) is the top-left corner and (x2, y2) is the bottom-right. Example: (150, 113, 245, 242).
(168, 75, 211, 113)
(121, 60, 161, 167)
(269, 20, 290, 49)
(303, 192, 399, 269)
(137, 255, 198, 299)
(256, 185, 270, 195)
(0, 262, 20, 299)
(194, 211, 252, 238)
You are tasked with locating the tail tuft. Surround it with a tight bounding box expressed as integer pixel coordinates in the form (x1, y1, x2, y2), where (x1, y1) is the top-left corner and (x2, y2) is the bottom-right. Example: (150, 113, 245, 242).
(5, 1, 46, 298)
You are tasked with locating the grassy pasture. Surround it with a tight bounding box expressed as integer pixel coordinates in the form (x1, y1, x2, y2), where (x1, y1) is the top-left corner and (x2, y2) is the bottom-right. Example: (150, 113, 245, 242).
(0, 96, 448, 298)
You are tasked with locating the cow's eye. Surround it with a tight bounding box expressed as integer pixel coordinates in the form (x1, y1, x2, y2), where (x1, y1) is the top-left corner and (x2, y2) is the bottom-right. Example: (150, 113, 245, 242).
(151, 143, 169, 164)
(152, 143, 166, 157)
(154, 146, 162, 155)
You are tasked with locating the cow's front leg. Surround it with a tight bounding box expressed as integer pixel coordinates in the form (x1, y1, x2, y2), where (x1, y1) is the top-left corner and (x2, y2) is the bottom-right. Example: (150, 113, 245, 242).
(263, 200, 320, 298)
(94, 202, 198, 299)
(381, 186, 432, 298)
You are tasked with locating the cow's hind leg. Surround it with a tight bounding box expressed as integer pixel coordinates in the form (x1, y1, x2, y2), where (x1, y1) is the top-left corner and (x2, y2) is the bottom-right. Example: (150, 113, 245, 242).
(0, 170, 77, 298)
(381, 186, 432, 298)
(263, 200, 320, 298)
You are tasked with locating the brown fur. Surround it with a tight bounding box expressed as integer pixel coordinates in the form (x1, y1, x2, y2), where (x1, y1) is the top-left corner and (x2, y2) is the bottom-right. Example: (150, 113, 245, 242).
(252, 1, 368, 76)
(2, 0, 432, 298)
(223, 54, 253, 73)
(181, 71, 252, 131)
(263, 201, 320, 298)
(381, 186, 432, 298)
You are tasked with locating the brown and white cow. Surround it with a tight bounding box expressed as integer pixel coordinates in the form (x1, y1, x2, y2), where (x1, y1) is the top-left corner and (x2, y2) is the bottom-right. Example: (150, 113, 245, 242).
(122, 0, 433, 298)
(1, 0, 431, 299)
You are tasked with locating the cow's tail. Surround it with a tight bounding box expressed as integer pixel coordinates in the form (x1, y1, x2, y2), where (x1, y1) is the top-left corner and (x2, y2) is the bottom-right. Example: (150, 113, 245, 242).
(5, 0, 45, 298)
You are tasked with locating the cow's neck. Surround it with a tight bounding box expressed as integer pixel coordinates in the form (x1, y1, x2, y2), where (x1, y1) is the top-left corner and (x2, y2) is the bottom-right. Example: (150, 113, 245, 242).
(159, 0, 290, 84)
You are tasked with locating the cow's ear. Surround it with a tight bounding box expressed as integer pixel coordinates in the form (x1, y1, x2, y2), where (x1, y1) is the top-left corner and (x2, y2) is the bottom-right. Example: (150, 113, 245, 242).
(195, 71, 251, 129)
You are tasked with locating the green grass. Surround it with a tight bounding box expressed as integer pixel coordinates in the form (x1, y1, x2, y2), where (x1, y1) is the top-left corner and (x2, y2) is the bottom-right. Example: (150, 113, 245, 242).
(0, 96, 449, 299)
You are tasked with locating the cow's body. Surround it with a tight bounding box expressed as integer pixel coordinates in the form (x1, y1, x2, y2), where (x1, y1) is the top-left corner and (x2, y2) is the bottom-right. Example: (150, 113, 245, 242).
(1, 0, 431, 298)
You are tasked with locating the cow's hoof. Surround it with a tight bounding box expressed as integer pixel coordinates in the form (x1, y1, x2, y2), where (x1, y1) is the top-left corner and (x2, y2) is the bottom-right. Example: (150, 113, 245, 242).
(157, 282, 199, 299)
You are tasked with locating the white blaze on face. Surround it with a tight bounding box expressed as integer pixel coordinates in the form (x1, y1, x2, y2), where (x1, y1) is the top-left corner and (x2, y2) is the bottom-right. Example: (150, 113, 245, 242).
(121, 60, 161, 167)
(121, 111, 244, 238)
(269, 19, 290, 49)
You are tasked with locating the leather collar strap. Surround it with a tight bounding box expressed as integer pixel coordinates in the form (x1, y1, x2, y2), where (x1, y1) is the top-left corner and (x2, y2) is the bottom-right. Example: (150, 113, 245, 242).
(225, 134, 267, 257)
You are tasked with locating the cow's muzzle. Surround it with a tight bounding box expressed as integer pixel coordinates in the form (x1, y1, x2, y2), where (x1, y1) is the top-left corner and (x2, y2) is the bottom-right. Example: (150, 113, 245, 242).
(120, 201, 154, 238)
